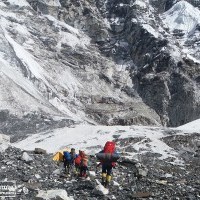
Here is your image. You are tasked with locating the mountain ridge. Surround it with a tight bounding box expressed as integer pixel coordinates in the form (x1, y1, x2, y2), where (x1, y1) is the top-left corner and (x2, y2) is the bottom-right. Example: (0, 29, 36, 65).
(0, 0, 200, 136)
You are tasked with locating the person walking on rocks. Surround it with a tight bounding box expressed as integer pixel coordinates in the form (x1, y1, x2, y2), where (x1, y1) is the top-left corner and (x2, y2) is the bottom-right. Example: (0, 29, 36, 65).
(75, 150, 89, 177)
(80, 151, 89, 177)
(63, 148, 77, 174)
(96, 141, 120, 187)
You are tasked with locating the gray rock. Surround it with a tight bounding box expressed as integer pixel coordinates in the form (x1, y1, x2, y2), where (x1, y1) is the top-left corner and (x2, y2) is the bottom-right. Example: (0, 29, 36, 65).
(137, 167, 148, 177)
(0, 134, 10, 152)
(36, 189, 70, 200)
(21, 152, 33, 163)
(132, 192, 152, 198)
(53, 169, 61, 175)
(35, 174, 41, 179)
(196, 141, 200, 148)
(34, 148, 47, 154)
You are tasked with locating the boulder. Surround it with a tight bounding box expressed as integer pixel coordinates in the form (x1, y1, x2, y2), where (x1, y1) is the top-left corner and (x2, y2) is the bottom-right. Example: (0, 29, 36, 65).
(21, 152, 33, 163)
(0, 134, 10, 152)
(34, 148, 47, 154)
(36, 189, 71, 200)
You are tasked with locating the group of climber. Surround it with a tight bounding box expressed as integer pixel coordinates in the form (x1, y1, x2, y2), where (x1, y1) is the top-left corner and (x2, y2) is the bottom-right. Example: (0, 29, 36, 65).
(62, 141, 119, 188)
(63, 148, 89, 177)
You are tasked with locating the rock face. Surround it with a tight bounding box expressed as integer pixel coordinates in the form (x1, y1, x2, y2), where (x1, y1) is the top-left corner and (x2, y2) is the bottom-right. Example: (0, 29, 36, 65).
(0, 0, 162, 140)
(95, 0, 200, 127)
(0, 0, 200, 137)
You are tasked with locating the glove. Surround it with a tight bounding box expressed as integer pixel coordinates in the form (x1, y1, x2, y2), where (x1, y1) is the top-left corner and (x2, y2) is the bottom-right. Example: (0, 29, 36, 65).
(112, 163, 117, 168)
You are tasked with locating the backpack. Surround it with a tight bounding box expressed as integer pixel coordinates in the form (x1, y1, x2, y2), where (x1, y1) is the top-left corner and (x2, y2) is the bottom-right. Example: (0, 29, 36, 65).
(96, 152, 119, 162)
(78, 151, 88, 166)
(103, 141, 115, 153)
(75, 155, 81, 165)
(81, 154, 88, 167)
(63, 151, 71, 161)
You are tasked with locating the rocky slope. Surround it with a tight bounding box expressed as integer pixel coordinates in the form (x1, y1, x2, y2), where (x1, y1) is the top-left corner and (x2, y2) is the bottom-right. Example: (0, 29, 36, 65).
(99, 0, 200, 127)
(0, 0, 163, 139)
(0, 1, 200, 199)
(1, 124, 200, 199)
(0, 1, 200, 134)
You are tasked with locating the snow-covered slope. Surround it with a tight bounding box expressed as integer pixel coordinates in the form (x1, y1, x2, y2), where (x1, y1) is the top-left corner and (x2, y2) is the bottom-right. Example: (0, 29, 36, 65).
(0, 2, 91, 120)
(177, 118, 200, 131)
(0, 0, 200, 132)
(13, 122, 200, 166)
(161, 0, 200, 62)
(14, 125, 171, 155)
(0, 0, 162, 130)
(162, 0, 200, 35)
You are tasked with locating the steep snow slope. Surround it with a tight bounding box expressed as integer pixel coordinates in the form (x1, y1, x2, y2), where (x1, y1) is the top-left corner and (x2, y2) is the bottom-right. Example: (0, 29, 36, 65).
(0, 0, 200, 131)
(162, 0, 200, 35)
(161, 0, 200, 62)
(0, 3, 90, 120)
(0, 0, 161, 129)
(177, 118, 200, 131)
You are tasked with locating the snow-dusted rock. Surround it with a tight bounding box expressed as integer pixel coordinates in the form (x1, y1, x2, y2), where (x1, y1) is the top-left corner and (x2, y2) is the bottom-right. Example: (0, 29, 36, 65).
(21, 152, 33, 163)
(88, 171, 96, 177)
(53, 169, 61, 175)
(36, 189, 72, 200)
(93, 180, 109, 195)
(35, 174, 41, 179)
(0, 134, 10, 152)
(137, 166, 148, 177)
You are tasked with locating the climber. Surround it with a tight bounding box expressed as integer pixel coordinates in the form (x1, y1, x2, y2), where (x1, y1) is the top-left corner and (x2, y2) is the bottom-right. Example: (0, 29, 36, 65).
(79, 151, 89, 177)
(63, 148, 77, 174)
(96, 141, 120, 188)
(75, 150, 82, 174)
(75, 150, 89, 177)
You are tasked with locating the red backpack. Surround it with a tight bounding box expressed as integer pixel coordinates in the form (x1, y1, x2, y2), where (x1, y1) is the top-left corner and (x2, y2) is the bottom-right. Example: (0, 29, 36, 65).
(103, 141, 115, 153)
(75, 155, 81, 165)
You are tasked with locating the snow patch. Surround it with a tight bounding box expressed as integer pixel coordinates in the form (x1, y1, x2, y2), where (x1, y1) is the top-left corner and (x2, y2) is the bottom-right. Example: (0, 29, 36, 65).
(4, 33, 47, 82)
(185, 54, 200, 64)
(42, 0, 61, 7)
(45, 15, 79, 35)
(133, 0, 147, 9)
(142, 24, 159, 38)
(0, 58, 45, 104)
(177, 119, 200, 131)
(6, 0, 30, 7)
(45, 15, 90, 49)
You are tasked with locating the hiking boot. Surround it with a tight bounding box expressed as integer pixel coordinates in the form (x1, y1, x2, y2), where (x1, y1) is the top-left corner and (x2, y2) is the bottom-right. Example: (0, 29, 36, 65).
(105, 175, 111, 188)
(102, 173, 107, 186)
